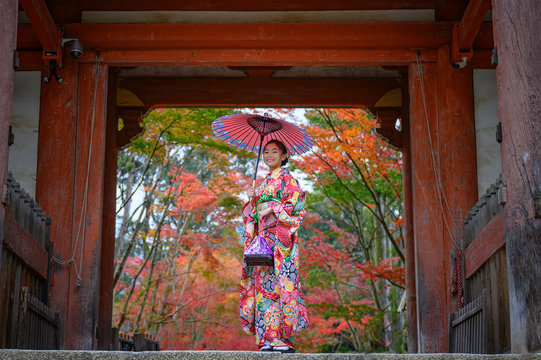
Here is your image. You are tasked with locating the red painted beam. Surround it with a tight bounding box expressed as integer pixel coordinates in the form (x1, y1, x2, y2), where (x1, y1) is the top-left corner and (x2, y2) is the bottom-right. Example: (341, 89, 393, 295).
(94, 48, 439, 66)
(120, 77, 401, 107)
(464, 212, 505, 279)
(3, 213, 49, 279)
(457, 0, 492, 49)
(19, 0, 58, 53)
(451, 0, 491, 64)
(18, 22, 453, 51)
(80, 0, 436, 11)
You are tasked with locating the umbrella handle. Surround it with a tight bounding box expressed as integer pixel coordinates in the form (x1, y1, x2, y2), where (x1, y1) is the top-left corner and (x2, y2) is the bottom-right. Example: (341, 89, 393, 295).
(253, 134, 265, 182)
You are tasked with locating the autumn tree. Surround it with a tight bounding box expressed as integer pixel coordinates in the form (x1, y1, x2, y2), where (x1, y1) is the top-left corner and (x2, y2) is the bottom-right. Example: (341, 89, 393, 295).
(296, 109, 405, 352)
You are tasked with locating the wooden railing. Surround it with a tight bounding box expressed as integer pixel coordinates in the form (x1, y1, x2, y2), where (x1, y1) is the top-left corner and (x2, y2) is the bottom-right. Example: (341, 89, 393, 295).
(457, 176, 510, 353)
(0, 173, 59, 349)
(111, 327, 160, 351)
(14, 287, 60, 349)
(449, 290, 487, 353)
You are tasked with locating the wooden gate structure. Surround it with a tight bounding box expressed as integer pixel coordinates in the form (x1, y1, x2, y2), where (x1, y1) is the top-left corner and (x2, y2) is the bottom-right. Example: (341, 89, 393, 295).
(0, 0, 540, 353)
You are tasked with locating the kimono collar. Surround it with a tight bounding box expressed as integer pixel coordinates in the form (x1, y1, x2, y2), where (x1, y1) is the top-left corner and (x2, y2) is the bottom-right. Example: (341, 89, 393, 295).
(267, 167, 286, 180)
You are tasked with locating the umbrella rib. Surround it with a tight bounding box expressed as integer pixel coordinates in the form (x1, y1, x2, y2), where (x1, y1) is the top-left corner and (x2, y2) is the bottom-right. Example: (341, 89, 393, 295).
(274, 131, 295, 155)
(246, 129, 259, 152)
(237, 128, 256, 150)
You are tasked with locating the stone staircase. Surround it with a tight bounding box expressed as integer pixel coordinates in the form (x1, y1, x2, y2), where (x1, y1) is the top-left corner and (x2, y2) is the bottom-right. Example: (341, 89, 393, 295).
(0, 351, 540, 360)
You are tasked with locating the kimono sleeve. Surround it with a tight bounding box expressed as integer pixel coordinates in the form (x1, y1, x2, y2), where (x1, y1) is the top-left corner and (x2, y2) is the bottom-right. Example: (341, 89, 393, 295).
(270, 173, 305, 233)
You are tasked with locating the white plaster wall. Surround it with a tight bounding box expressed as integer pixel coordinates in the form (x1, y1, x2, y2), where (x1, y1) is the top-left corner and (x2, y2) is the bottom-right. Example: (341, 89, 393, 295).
(9, 71, 41, 198)
(473, 69, 501, 199)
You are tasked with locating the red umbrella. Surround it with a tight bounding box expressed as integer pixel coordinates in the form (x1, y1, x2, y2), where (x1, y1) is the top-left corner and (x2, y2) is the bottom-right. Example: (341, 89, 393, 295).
(212, 113, 313, 183)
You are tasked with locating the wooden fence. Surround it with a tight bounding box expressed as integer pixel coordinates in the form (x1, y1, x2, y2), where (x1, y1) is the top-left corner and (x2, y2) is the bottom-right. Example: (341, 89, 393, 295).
(457, 176, 510, 353)
(111, 327, 160, 351)
(0, 173, 58, 349)
(449, 290, 487, 353)
(14, 287, 60, 349)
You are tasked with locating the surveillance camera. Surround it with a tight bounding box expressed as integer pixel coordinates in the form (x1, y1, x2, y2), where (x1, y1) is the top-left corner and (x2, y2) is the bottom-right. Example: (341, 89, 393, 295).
(61, 38, 84, 59)
(69, 39, 83, 59)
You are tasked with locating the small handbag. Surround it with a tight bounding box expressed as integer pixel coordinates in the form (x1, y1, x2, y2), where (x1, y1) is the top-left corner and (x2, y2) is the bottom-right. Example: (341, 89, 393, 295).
(244, 201, 275, 267)
(244, 234, 274, 266)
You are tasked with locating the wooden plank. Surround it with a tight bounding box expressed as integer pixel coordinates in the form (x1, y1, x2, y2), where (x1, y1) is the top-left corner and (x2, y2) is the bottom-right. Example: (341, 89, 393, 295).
(10, 263, 22, 348)
(80, 0, 436, 11)
(17, 22, 454, 51)
(464, 212, 505, 278)
(493, 0, 541, 351)
(3, 213, 49, 279)
(120, 77, 401, 107)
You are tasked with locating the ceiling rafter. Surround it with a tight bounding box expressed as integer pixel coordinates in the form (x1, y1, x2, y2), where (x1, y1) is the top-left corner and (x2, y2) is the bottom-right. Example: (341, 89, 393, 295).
(79, 0, 436, 11)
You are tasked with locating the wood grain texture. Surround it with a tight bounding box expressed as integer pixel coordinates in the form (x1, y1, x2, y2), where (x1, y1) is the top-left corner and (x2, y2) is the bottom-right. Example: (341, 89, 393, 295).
(408, 46, 477, 352)
(493, 0, 541, 352)
(465, 212, 506, 279)
(0, 0, 18, 281)
(65, 61, 108, 350)
(36, 55, 79, 349)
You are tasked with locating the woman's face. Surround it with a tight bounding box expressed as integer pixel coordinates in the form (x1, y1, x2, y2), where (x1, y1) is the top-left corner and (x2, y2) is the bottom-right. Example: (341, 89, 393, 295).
(263, 143, 286, 169)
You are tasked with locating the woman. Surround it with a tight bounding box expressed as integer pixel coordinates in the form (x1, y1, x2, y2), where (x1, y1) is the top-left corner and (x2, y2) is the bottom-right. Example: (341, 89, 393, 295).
(240, 139, 309, 353)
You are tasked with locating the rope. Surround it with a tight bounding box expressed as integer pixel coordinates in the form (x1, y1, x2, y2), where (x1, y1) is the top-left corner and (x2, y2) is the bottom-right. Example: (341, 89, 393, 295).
(415, 54, 461, 250)
(53, 54, 102, 287)
(450, 250, 464, 310)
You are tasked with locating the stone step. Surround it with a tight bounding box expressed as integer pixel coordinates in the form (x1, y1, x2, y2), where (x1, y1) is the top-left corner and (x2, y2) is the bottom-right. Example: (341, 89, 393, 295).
(0, 351, 540, 360)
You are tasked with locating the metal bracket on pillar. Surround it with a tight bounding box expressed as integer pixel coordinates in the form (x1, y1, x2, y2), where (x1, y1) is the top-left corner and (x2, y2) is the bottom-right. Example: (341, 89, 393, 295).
(42, 29, 64, 84)
(13, 50, 19, 69)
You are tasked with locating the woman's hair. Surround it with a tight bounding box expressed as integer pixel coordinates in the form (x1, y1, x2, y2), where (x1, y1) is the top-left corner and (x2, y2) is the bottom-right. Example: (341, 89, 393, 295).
(264, 140, 289, 166)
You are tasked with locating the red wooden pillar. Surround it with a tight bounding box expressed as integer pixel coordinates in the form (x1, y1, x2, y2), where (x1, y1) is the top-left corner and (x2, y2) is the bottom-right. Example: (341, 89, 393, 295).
(37, 58, 109, 349)
(97, 69, 118, 350)
(0, 0, 18, 270)
(36, 55, 78, 349)
(67, 60, 108, 349)
(408, 45, 477, 352)
(492, 0, 541, 352)
(401, 73, 418, 354)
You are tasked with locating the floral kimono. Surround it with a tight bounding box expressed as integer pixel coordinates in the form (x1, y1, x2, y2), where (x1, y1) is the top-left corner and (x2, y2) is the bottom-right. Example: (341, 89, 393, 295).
(240, 167, 309, 349)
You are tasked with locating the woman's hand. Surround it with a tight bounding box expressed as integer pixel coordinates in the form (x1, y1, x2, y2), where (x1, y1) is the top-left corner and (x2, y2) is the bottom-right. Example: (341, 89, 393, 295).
(247, 186, 255, 200)
(258, 207, 274, 218)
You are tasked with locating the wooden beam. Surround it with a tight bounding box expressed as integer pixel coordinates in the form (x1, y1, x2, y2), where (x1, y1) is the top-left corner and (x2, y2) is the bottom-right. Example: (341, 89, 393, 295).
(120, 77, 401, 107)
(451, 0, 491, 64)
(465, 212, 505, 279)
(45, 0, 81, 24)
(92, 48, 439, 66)
(19, 0, 58, 53)
(18, 22, 453, 51)
(3, 213, 49, 279)
(79, 0, 436, 11)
